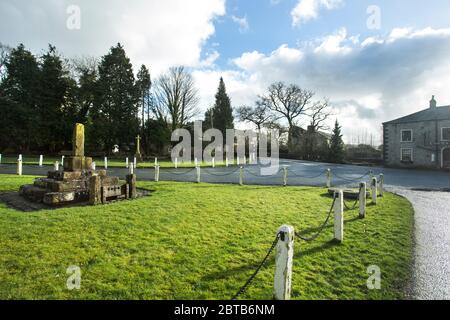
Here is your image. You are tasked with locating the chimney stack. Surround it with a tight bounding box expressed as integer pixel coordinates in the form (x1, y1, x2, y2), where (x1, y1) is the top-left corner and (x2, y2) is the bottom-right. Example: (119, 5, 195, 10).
(430, 95, 437, 108)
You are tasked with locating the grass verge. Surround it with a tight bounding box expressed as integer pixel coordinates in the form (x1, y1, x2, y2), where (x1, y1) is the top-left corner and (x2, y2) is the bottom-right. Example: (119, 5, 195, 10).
(0, 175, 413, 299)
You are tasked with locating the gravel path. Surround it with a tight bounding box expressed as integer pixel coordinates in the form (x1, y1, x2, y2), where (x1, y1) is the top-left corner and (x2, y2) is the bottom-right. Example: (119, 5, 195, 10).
(388, 187, 450, 300)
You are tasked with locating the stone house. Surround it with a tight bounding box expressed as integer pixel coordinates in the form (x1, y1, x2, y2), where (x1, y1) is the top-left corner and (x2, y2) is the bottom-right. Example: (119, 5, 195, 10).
(383, 96, 450, 169)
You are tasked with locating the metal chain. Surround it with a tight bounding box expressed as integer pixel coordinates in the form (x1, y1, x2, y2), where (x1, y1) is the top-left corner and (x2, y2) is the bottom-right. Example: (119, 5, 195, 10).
(203, 166, 241, 176)
(232, 232, 281, 300)
(333, 171, 370, 183)
(244, 167, 282, 177)
(343, 184, 363, 210)
(295, 196, 336, 242)
(287, 169, 327, 179)
(163, 167, 197, 176)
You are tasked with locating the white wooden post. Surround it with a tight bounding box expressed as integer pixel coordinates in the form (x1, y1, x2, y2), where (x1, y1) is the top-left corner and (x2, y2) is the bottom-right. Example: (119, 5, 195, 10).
(54, 161, 59, 171)
(334, 190, 344, 242)
(17, 159, 23, 176)
(225, 157, 229, 167)
(273, 225, 294, 300)
(326, 169, 332, 188)
(61, 155, 65, 166)
(155, 165, 160, 182)
(359, 182, 366, 219)
(212, 157, 215, 168)
(18, 154, 22, 161)
(134, 157, 137, 169)
(196, 166, 201, 183)
(154, 157, 158, 166)
(125, 157, 129, 169)
(104, 156, 108, 169)
(129, 163, 134, 174)
(371, 177, 378, 205)
(239, 166, 244, 186)
(283, 167, 288, 186)
(175, 158, 178, 169)
(379, 174, 384, 197)
(39, 155, 43, 167)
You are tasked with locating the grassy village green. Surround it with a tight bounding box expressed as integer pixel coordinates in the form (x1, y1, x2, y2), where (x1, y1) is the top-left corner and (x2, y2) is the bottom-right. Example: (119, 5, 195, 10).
(0, 175, 413, 300)
(0, 156, 227, 168)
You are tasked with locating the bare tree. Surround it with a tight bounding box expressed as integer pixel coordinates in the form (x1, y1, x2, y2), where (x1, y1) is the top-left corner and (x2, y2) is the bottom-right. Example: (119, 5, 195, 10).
(308, 99, 333, 132)
(154, 66, 199, 131)
(259, 82, 314, 148)
(237, 103, 273, 133)
(0, 42, 11, 81)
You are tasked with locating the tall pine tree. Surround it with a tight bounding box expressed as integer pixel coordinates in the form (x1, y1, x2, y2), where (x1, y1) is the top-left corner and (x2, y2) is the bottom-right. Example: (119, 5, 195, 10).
(328, 120, 345, 163)
(91, 43, 139, 152)
(211, 77, 234, 138)
(0, 44, 39, 152)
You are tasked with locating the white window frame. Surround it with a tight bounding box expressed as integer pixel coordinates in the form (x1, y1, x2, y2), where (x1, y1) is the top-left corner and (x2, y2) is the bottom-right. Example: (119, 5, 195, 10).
(400, 129, 413, 142)
(441, 127, 450, 142)
(400, 148, 413, 162)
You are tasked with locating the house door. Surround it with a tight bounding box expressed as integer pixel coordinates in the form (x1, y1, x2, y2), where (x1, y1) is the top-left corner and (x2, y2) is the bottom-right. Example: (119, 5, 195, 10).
(443, 148, 450, 169)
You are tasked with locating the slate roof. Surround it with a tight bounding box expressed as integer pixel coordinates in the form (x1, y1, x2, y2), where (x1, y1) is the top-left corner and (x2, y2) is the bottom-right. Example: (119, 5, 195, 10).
(383, 105, 450, 125)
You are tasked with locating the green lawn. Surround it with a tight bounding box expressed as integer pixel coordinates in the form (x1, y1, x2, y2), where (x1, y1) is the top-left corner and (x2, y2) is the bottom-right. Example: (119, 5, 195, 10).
(0, 175, 413, 300)
(0, 156, 231, 168)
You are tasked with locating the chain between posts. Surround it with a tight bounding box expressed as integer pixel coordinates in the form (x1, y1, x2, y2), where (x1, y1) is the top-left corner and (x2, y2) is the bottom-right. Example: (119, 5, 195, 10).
(232, 232, 281, 300)
(294, 195, 337, 242)
(333, 171, 371, 183)
(287, 169, 327, 179)
(343, 183, 364, 210)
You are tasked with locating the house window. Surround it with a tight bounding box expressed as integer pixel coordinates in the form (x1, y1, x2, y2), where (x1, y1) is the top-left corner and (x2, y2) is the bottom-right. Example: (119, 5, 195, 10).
(401, 129, 413, 142)
(401, 148, 413, 162)
(442, 127, 450, 141)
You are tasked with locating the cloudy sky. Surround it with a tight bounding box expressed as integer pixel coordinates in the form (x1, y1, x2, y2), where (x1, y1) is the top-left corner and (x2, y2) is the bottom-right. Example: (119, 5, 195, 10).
(2, 0, 450, 144)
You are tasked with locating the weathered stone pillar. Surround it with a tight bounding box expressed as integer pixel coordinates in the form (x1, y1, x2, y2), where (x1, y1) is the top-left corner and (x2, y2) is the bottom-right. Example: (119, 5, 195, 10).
(359, 182, 366, 219)
(334, 190, 344, 242)
(126, 174, 137, 199)
(73, 123, 85, 157)
(89, 175, 101, 205)
(273, 225, 294, 300)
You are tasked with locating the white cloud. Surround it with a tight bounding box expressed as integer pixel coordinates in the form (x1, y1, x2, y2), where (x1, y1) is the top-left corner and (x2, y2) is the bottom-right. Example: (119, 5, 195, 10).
(231, 15, 249, 33)
(193, 27, 450, 144)
(0, 0, 226, 75)
(291, 0, 343, 26)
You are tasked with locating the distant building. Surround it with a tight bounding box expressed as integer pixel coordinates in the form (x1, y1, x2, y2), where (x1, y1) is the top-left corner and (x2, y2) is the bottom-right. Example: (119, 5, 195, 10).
(383, 96, 450, 169)
(291, 125, 331, 160)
